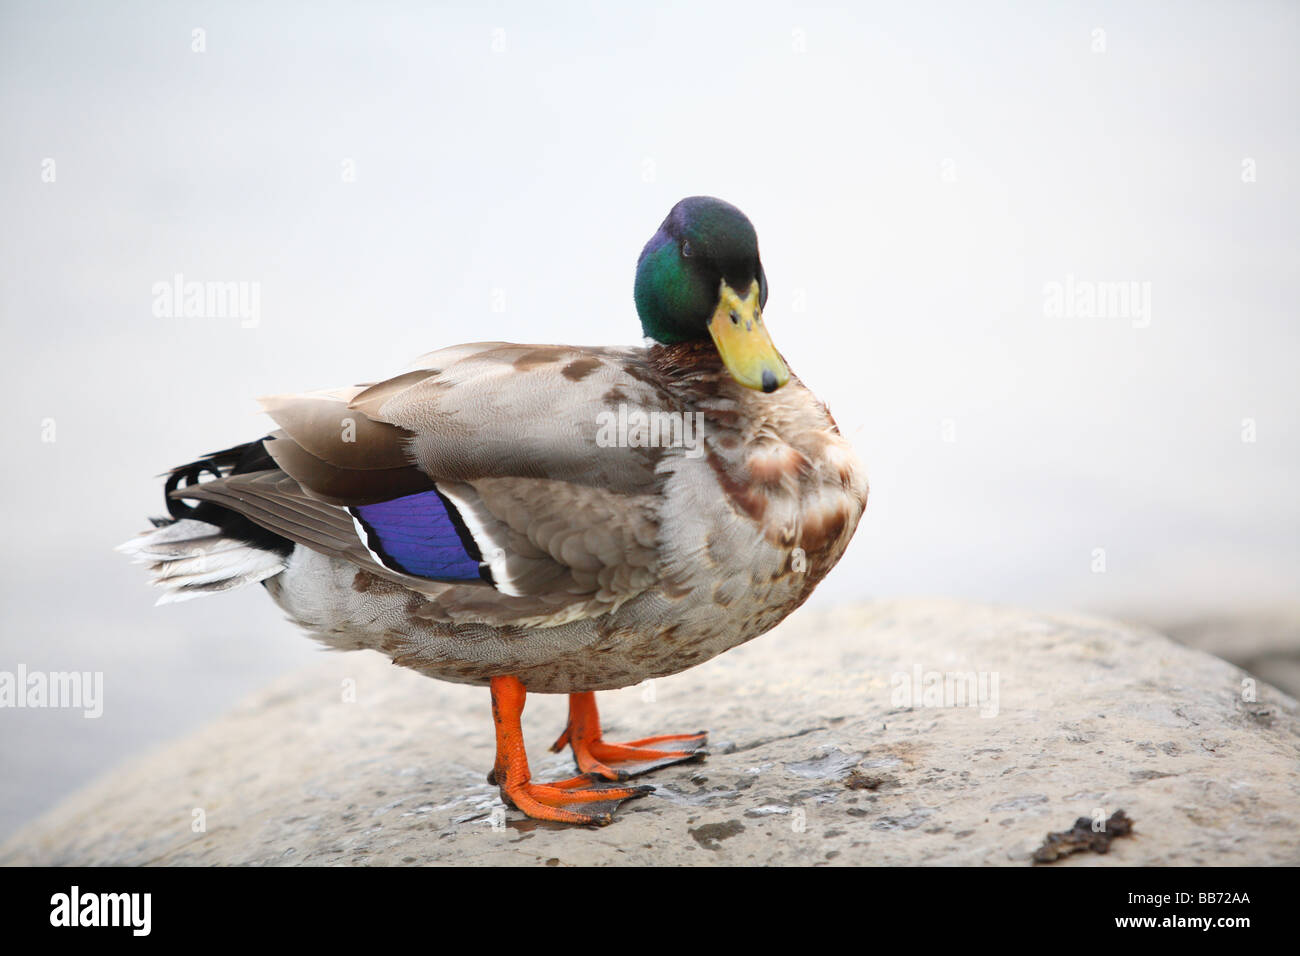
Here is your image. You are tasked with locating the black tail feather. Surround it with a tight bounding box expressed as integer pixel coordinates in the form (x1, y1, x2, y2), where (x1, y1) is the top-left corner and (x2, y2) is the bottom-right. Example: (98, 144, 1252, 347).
(162, 438, 294, 557)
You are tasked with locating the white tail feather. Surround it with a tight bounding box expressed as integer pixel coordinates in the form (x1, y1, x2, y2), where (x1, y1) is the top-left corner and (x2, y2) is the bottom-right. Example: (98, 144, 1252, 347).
(118, 519, 286, 604)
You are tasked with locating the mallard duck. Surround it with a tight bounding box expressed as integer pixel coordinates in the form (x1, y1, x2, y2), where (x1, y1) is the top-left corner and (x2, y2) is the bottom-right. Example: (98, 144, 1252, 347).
(120, 197, 868, 825)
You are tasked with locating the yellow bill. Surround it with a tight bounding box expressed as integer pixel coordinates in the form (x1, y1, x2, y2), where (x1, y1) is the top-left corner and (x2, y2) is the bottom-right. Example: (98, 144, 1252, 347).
(707, 279, 790, 393)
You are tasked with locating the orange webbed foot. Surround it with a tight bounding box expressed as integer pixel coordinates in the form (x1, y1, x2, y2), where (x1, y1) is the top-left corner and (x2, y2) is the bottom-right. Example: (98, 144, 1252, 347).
(499, 773, 652, 826)
(550, 691, 708, 781)
(489, 677, 652, 826)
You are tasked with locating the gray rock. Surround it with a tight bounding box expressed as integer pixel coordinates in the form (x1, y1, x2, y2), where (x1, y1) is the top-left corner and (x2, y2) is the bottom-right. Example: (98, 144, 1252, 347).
(3, 600, 1297, 866)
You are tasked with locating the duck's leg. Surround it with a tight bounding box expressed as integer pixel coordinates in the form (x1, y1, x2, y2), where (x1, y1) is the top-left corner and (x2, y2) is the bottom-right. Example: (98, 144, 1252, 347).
(490, 676, 651, 825)
(550, 691, 708, 781)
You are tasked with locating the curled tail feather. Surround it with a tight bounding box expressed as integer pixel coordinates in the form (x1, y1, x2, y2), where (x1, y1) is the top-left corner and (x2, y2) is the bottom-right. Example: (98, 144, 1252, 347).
(119, 438, 293, 604)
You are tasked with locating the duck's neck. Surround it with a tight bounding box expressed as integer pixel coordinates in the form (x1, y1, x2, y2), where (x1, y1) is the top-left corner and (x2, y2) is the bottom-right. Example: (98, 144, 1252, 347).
(648, 340, 798, 400)
(648, 339, 820, 493)
(646, 341, 805, 423)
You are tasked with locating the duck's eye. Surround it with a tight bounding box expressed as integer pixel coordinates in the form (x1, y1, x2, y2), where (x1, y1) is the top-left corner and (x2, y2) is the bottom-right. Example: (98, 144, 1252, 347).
(681, 240, 694, 258)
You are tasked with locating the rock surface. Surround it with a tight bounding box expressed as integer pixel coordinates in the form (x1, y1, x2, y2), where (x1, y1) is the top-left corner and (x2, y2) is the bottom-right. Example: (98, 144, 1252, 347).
(4, 600, 1298, 866)
(1135, 609, 1300, 700)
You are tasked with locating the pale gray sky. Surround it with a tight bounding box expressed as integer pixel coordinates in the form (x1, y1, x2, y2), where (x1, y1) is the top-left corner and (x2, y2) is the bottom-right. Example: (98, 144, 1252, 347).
(2, 1, 1297, 836)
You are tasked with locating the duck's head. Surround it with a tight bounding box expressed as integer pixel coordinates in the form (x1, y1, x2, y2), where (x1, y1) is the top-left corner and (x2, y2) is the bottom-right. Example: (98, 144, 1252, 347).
(634, 196, 789, 393)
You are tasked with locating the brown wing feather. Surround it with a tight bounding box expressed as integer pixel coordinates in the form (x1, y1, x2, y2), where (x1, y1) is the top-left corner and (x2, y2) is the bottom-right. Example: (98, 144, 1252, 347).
(260, 391, 413, 470)
(263, 435, 434, 505)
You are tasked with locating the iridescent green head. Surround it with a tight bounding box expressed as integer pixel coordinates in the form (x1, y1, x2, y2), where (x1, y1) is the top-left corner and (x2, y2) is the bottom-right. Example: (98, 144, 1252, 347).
(634, 196, 789, 392)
